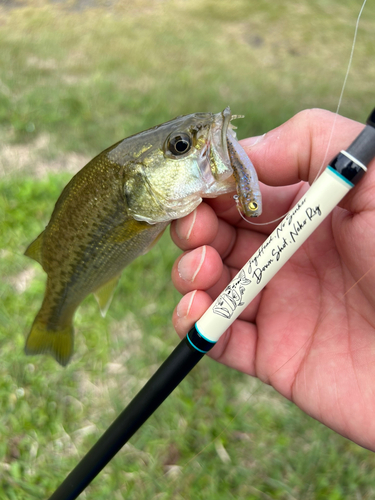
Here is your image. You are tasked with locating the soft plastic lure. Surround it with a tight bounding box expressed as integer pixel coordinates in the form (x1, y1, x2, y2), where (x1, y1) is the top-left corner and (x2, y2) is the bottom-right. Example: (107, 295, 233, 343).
(226, 127, 262, 217)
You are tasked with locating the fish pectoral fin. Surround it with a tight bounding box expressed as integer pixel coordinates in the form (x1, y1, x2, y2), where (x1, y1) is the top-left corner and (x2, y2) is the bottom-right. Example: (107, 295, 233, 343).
(141, 227, 166, 255)
(93, 274, 121, 318)
(24, 231, 45, 266)
(25, 319, 74, 367)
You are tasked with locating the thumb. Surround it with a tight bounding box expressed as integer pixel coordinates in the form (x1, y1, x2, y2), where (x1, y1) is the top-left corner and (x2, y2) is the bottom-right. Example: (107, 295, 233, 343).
(241, 108, 364, 186)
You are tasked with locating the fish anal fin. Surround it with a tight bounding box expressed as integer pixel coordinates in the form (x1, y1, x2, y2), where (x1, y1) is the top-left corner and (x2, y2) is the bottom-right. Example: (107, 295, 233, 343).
(93, 274, 120, 318)
(25, 319, 73, 367)
(24, 231, 45, 266)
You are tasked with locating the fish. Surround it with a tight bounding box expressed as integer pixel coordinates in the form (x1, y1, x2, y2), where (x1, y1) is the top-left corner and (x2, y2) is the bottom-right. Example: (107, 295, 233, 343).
(24, 106, 262, 366)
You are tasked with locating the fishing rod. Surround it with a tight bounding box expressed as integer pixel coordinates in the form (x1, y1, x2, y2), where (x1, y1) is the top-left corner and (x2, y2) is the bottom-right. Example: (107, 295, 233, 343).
(48, 108, 375, 500)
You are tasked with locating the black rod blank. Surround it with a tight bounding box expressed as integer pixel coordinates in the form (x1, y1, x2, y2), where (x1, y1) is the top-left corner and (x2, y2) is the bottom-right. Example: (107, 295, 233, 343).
(48, 334, 204, 500)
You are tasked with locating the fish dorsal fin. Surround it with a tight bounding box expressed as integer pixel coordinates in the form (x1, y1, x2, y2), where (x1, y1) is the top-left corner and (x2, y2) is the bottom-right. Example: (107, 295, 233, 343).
(93, 274, 121, 318)
(24, 231, 44, 265)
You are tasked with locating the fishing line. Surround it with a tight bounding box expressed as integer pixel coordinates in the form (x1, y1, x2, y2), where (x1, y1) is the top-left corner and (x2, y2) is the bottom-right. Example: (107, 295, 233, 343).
(180, 0, 372, 485)
(47, 5, 374, 498)
(237, 0, 368, 228)
(311, 0, 368, 184)
(178, 0, 372, 474)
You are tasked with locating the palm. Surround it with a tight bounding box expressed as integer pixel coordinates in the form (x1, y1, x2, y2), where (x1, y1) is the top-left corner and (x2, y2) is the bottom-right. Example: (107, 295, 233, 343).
(254, 206, 375, 450)
(171, 109, 375, 450)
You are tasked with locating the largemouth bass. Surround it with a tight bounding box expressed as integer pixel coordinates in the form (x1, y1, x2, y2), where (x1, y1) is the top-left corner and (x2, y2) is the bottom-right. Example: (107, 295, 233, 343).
(24, 107, 262, 366)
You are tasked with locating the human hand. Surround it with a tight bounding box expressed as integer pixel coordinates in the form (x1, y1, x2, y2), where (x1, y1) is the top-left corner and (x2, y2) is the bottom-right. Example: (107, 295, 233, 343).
(170, 109, 375, 451)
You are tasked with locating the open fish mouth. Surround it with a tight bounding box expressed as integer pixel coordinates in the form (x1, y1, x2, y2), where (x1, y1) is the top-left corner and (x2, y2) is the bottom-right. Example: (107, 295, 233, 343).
(216, 106, 262, 217)
(199, 106, 234, 187)
(206, 106, 248, 176)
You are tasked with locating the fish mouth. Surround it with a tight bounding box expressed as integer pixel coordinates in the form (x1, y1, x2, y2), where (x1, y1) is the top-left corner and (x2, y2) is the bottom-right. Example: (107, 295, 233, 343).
(221, 106, 232, 155)
(199, 106, 247, 193)
(212, 106, 246, 172)
(202, 106, 233, 183)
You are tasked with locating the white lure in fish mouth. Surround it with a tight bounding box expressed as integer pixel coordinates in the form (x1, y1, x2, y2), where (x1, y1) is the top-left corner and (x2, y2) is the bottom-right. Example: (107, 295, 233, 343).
(226, 126, 262, 217)
(198, 106, 262, 218)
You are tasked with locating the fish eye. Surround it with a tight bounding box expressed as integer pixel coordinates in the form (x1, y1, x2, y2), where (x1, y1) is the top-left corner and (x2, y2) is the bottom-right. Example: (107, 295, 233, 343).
(248, 201, 258, 211)
(168, 133, 192, 156)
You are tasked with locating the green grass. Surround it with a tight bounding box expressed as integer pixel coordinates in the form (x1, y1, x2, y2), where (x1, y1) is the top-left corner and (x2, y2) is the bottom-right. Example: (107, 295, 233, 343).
(1, 0, 375, 498)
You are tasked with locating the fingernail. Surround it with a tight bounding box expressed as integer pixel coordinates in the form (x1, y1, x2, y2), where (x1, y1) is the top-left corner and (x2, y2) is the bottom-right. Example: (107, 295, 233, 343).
(175, 209, 197, 240)
(176, 290, 197, 318)
(178, 246, 206, 282)
(241, 133, 266, 148)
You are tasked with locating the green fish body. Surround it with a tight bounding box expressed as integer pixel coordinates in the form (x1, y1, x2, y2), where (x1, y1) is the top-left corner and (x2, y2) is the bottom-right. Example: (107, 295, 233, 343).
(25, 107, 262, 365)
